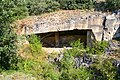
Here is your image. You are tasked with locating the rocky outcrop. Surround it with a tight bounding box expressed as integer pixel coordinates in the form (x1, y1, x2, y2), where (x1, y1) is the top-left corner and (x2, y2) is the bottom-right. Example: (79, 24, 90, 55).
(17, 10, 120, 41)
(104, 11, 120, 41)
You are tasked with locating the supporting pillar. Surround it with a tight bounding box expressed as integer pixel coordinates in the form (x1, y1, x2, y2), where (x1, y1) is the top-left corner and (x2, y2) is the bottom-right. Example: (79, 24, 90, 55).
(55, 32, 59, 47)
(87, 31, 92, 47)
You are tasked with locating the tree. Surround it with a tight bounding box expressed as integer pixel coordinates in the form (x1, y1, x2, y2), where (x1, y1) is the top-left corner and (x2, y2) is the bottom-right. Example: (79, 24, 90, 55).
(0, 0, 28, 70)
(26, 0, 60, 15)
(57, 0, 94, 10)
(105, 0, 120, 11)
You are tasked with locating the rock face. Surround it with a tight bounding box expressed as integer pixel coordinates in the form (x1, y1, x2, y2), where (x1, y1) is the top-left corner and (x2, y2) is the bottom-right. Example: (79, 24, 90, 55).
(17, 10, 120, 41)
(104, 13, 120, 41)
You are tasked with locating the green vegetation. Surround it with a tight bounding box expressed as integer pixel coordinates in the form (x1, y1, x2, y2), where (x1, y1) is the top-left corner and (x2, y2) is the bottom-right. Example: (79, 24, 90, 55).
(25, 0, 94, 15)
(0, 0, 27, 70)
(0, 0, 120, 80)
(1, 37, 120, 80)
(26, 0, 60, 15)
(105, 0, 120, 11)
(24, 0, 120, 15)
(87, 41, 108, 55)
(27, 35, 42, 55)
(57, 0, 94, 10)
(91, 58, 118, 80)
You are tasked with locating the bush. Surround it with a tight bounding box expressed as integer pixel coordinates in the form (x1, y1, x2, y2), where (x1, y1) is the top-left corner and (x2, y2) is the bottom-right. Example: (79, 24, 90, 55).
(25, 0, 95, 15)
(27, 35, 42, 55)
(0, 71, 36, 80)
(0, 28, 18, 70)
(26, 0, 47, 15)
(17, 57, 60, 80)
(70, 39, 85, 56)
(58, 0, 78, 10)
(57, 40, 93, 80)
(45, 0, 60, 12)
(0, 0, 27, 70)
(26, 0, 60, 15)
(90, 58, 118, 80)
(86, 41, 108, 55)
(60, 67, 92, 80)
(57, 0, 95, 10)
(59, 51, 92, 80)
(105, 0, 120, 11)
(3, 38, 119, 80)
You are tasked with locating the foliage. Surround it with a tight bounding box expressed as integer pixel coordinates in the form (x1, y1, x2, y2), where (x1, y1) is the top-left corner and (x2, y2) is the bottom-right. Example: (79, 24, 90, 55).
(42, 62, 60, 80)
(25, 0, 95, 15)
(90, 58, 118, 80)
(66, 40, 108, 55)
(59, 50, 92, 80)
(0, 0, 120, 79)
(26, 0, 60, 15)
(0, 71, 36, 80)
(60, 67, 92, 80)
(0, 0, 27, 70)
(15, 39, 93, 80)
(17, 55, 60, 80)
(69, 39, 85, 56)
(57, 0, 95, 10)
(1, 37, 120, 80)
(17, 34, 59, 79)
(86, 41, 108, 55)
(27, 35, 42, 55)
(58, 40, 93, 80)
(70, 39, 84, 49)
(0, 27, 18, 70)
(45, 0, 60, 12)
(105, 0, 120, 11)
(4, 0, 118, 17)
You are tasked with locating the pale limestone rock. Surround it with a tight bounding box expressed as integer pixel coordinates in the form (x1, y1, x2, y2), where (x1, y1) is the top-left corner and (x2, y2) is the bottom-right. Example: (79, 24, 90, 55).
(17, 10, 120, 41)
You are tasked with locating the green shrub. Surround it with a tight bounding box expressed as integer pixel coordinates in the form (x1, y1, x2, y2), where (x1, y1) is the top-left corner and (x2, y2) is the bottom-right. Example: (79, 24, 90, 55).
(18, 35, 60, 79)
(57, 0, 94, 10)
(17, 58, 60, 80)
(42, 63, 60, 80)
(27, 35, 42, 55)
(25, 0, 95, 15)
(59, 50, 92, 80)
(91, 58, 117, 80)
(0, 71, 36, 80)
(26, 0, 60, 15)
(0, 0, 27, 70)
(60, 67, 92, 80)
(105, 0, 120, 11)
(86, 41, 108, 55)
(58, 40, 92, 80)
(45, 0, 60, 12)
(26, 0, 47, 15)
(58, 0, 78, 10)
(69, 39, 85, 56)
(66, 40, 108, 55)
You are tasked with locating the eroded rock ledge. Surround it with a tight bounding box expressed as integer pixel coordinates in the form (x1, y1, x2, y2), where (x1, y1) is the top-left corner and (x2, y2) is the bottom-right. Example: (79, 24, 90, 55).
(16, 10, 120, 41)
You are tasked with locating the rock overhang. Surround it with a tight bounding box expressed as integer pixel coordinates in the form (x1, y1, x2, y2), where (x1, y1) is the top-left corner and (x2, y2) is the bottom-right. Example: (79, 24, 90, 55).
(16, 10, 120, 41)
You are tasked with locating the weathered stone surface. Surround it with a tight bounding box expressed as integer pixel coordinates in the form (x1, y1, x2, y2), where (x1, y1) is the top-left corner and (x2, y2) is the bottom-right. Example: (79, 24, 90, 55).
(104, 12, 120, 41)
(17, 10, 120, 41)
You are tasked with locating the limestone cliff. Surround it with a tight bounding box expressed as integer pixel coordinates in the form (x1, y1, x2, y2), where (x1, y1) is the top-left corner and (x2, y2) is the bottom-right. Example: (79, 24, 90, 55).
(16, 10, 120, 41)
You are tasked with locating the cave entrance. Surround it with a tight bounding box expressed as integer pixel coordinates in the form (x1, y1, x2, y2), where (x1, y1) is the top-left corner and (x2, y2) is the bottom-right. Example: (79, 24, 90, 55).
(38, 29, 92, 48)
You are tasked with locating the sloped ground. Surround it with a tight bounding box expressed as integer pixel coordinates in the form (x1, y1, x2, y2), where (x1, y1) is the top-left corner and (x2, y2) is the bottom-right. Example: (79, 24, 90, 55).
(0, 72, 36, 80)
